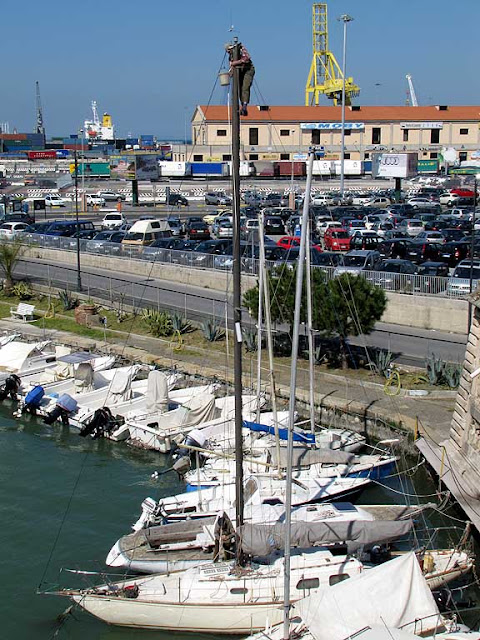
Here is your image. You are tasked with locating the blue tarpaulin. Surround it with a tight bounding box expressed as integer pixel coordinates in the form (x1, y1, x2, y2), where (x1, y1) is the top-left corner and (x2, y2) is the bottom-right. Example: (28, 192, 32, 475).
(243, 420, 315, 444)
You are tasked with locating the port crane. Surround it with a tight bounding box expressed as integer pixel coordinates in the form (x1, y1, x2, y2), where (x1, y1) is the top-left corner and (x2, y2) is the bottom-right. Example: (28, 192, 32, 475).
(406, 74, 419, 107)
(305, 3, 360, 106)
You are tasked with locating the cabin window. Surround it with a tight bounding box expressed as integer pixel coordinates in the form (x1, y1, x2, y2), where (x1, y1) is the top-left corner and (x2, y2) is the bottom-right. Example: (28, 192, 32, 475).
(249, 128, 259, 145)
(280, 153, 290, 160)
(230, 588, 248, 595)
(217, 129, 227, 136)
(329, 574, 350, 586)
(403, 130, 409, 142)
(151, 221, 160, 228)
(280, 130, 290, 137)
(372, 128, 381, 144)
(193, 154, 203, 162)
(311, 130, 321, 145)
(460, 128, 469, 135)
(296, 578, 320, 590)
(430, 129, 440, 144)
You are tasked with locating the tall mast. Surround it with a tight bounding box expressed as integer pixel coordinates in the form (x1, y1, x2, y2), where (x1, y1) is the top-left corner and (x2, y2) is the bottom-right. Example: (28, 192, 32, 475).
(283, 149, 316, 639)
(35, 81, 45, 141)
(230, 38, 245, 555)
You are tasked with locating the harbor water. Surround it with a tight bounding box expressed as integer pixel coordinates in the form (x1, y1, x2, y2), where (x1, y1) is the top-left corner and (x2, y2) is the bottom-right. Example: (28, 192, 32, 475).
(0, 402, 477, 640)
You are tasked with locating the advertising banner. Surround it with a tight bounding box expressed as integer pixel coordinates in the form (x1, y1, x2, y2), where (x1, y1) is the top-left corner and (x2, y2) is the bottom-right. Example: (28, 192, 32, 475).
(27, 151, 57, 160)
(372, 152, 418, 178)
(135, 155, 159, 180)
(110, 156, 136, 180)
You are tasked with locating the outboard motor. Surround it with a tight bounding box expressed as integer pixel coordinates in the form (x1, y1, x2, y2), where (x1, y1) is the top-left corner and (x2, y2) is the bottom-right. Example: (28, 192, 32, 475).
(174, 428, 208, 460)
(79, 407, 115, 439)
(0, 374, 21, 401)
(43, 394, 77, 426)
(22, 385, 45, 415)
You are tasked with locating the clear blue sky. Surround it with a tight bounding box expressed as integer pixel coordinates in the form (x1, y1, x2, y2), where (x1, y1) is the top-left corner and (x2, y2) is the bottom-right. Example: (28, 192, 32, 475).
(1, 0, 478, 140)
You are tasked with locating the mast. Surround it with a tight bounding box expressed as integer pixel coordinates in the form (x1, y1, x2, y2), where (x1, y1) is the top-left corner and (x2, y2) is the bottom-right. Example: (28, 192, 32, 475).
(283, 149, 316, 639)
(230, 38, 245, 553)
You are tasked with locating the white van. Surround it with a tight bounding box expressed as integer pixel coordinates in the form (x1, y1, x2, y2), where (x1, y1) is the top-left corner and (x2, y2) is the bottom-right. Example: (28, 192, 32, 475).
(122, 219, 171, 247)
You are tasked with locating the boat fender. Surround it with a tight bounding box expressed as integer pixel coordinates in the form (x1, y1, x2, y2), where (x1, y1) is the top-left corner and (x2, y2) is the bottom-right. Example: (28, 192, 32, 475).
(0, 374, 21, 401)
(24, 385, 45, 413)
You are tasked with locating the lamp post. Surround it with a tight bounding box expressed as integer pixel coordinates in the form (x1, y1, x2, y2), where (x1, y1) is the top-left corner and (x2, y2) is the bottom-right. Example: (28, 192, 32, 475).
(468, 174, 480, 328)
(73, 150, 82, 291)
(338, 13, 353, 202)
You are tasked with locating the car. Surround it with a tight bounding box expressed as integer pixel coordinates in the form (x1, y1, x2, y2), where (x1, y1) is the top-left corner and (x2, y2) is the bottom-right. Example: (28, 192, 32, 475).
(212, 219, 234, 239)
(188, 239, 233, 267)
(102, 212, 128, 229)
(439, 192, 462, 207)
(414, 231, 446, 245)
(97, 190, 125, 202)
(405, 240, 443, 264)
(241, 218, 260, 239)
(406, 197, 433, 209)
(344, 220, 367, 236)
(378, 239, 411, 260)
(351, 194, 373, 206)
(1, 212, 35, 225)
(166, 217, 183, 236)
(44, 194, 66, 207)
(263, 216, 284, 235)
(261, 192, 284, 207)
(86, 194, 105, 207)
(242, 191, 263, 206)
(441, 228, 467, 243)
(447, 259, 480, 297)
(204, 192, 232, 206)
(362, 196, 390, 209)
(349, 231, 382, 251)
(368, 259, 419, 291)
(372, 221, 394, 237)
(438, 239, 470, 267)
(417, 261, 449, 278)
(141, 237, 183, 260)
(43, 219, 96, 238)
(312, 251, 342, 268)
(333, 250, 381, 276)
(0, 222, 29, 238)
(168, 194, 189, 206)
(316, 220, 343, 237)
(323, 228, 351, 251)
(85, 230, 126, 254)
(185, 221, 210, 241)
(312, 193, 338, 207)
(396, 219, 424, 237)
(277, 236, 301, 250)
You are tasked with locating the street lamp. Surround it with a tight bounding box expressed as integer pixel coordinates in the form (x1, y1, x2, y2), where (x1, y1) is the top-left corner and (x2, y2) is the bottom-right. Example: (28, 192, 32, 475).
(338, 13, 353, 202)
(73, 151, 82, 291)
(468, 173, 480, 327)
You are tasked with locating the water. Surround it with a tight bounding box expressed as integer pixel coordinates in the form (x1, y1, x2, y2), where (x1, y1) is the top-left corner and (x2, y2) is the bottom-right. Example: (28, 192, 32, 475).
(0, 403, 477, 640)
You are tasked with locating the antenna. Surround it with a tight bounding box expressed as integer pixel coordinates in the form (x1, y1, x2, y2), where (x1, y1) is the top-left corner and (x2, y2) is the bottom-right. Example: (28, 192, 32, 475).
(35, 81, 45, 138)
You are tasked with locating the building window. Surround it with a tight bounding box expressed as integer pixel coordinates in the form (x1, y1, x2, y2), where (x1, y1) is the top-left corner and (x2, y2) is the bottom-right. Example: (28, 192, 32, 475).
(344, 152, 351, 159)
(222, 154, 231, 161)
(459, 151, 468, 162)
(280, 130, 290, 137)
(403, 129, 409, 142)
(430, 152, 438, 159)
(312, 130, 321, 145)
(344, 129, 351, 136)
(249, 153, 258, 160)
(431, 129, 440, 144)
(364, 153, 370, 159)
(249, 128, 259, 146)
(217, 129, 227, 137)
(193, 154, 203, 161)
(372, 128, 381, 144)
(280, 153, 290, 160)
(460, 128, 469, 135)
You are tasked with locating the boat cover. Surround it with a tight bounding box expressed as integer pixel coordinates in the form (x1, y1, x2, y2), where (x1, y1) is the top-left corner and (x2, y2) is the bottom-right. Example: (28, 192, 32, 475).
(0, 341, 45, 371)
(142, 393, 217, 431)
(146, 370, 169, 413)
(296, 552, 440, 640)
(74, 363, 94, 390)
(244, 420, 315, 444)
(108, 368, 134, 403)
(238, 519, 413, 556)
(145, 516, 217, 547)
(269, 447, 355, 468)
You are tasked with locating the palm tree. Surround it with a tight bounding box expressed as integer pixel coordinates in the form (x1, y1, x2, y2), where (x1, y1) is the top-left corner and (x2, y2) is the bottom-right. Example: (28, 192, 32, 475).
(0, 239, 25, 293)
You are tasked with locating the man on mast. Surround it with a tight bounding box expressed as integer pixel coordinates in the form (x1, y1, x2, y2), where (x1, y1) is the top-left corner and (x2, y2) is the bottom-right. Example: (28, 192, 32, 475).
(226, 42, 255, 116)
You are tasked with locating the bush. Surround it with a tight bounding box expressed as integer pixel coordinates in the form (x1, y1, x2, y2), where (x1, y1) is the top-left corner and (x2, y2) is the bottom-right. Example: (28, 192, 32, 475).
(12, 281, 33, 300)
(58, 289, 78, 311)
(171, 312, 192, 334)
(201, 320, 225, 342)
(142, 309, 174, 337)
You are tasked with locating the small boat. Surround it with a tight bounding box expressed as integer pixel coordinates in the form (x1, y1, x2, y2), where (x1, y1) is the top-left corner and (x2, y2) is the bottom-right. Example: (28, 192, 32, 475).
(0, 340, 71, 390)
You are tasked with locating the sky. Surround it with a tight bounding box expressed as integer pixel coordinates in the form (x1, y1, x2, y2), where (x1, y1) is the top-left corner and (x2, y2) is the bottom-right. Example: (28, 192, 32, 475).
(1, 0, 478, 140)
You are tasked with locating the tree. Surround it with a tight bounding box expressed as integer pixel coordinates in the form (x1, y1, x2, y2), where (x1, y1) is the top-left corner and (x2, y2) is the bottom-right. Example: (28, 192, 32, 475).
(243, 264, 329, 334)
(0, 239, 25, 293)
(323, 274, 387, 368)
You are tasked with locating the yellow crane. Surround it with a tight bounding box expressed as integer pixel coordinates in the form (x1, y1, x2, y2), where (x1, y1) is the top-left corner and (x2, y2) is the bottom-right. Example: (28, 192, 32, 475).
(305, 3, 360, 106)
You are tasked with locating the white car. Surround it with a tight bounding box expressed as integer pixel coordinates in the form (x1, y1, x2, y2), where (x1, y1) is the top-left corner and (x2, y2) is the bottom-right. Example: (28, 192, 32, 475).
(0, 222, 29, 238)
(102, 212, 128, 229)
(97, 191, 125, 202)
(439, 192, 461, 207)
(86, 195, 105, 207)
(414, 231, 446, 244)
(406, 197, 433, 208)
(311, 193, 338, 206)
(44, 194, 66, 207)
(351, 194, 373, 206)
(316, 220, 342, 237)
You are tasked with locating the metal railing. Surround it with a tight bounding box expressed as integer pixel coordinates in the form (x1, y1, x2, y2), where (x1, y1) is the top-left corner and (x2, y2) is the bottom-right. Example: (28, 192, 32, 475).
(19, 234, 469, 299)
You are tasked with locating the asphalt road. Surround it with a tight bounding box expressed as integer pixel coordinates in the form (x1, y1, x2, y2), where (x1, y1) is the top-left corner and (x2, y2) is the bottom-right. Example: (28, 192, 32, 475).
(16, 256, 468, 367)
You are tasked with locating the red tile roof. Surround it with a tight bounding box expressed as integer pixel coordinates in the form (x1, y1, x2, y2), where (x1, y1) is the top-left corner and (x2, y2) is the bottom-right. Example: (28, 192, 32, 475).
(198, 105, 480, 123)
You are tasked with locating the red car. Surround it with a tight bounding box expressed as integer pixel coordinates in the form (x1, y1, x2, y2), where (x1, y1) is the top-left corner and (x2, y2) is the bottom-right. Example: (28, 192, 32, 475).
(277, 236, 322, 252)
(451, 188, 475, 198)
(323, 228, 351, 251)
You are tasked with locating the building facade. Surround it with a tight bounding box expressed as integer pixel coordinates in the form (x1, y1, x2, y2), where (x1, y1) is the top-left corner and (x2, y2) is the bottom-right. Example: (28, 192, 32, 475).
(173, 105, 480, 165)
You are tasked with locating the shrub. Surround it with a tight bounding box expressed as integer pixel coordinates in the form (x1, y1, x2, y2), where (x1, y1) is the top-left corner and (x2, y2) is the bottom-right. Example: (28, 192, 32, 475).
(171, 312, 192, 334)
(12, 281, 33, 300)
(58, 289, 78, 311)
(142, 309, 174, 337)
(201, 319, 225, 342)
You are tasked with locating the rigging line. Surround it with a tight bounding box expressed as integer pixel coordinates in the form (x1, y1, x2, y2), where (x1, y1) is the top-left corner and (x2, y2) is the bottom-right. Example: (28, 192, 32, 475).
(370, 479, 449, 500)
(37, 449, 90, 592)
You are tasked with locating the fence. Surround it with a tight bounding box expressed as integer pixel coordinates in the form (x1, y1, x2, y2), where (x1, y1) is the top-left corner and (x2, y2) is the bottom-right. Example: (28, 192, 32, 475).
(19, 235, 470, 299)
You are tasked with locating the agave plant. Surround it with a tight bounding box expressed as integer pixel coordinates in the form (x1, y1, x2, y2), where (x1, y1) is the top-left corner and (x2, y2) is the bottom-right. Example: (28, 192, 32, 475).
(201, 319, 225, 342)
(171, 312, 192, 334)
(426, 354, 446, 386)
(12, 281, 33, 301)
(58, 289, 78, 311)
(242, 328, 258, 352)
(142, 309, 174, 337)
(374, 349, 394, 378)
(443, 363, 462, 388)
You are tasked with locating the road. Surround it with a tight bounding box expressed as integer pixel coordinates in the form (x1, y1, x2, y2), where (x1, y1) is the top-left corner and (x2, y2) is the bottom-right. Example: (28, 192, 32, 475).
(16, 256, 468, 366)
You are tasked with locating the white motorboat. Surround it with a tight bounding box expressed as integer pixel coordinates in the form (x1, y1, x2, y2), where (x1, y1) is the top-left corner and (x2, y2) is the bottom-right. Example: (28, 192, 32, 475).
(0, 340, 70, 388)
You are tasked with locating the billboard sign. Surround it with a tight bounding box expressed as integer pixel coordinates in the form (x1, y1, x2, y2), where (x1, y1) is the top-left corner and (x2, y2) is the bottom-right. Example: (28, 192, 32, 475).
(110, 155, 158, 180)
(27, 150, 57, 160)
(372, 152, 418, 178)
(301, 122, 364, 130)
(135, 155, 159, 180)
(400, 122, 443, 130)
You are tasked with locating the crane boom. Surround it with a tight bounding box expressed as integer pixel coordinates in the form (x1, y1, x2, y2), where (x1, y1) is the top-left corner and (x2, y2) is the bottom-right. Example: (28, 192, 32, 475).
(35, 81, 45, 137)
(305, 3, 360, 106)
(406, 74, 418, 107)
